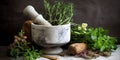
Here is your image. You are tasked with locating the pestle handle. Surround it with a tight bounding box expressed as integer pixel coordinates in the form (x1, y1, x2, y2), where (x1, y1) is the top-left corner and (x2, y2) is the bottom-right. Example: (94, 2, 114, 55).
(23, 5, 39, 19)
(34, 15, 52, 25)
(23, 5, 52, 26)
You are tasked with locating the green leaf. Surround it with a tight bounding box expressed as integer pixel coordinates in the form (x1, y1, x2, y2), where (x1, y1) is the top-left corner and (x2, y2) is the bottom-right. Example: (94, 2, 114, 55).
(100, 46, 106, 52)
(97, 37, 103, 48)
(91, 36, 97, 40)
(74, 31, 80, 34)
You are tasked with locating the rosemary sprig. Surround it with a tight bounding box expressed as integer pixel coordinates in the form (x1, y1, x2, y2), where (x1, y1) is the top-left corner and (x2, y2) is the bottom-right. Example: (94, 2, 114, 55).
(43, 0, 73, 25)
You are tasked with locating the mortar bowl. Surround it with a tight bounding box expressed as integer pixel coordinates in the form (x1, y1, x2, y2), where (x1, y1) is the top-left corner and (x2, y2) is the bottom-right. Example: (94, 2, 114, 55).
(31, 23, 70, 54)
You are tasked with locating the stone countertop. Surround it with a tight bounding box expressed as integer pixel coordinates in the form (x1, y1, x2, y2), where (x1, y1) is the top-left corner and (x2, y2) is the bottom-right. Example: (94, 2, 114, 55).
(0, 45, 120, 60)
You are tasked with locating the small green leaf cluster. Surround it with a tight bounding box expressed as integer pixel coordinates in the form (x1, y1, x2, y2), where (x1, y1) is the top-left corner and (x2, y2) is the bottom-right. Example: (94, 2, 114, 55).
(71, 23, 117, 52)
(43, 0, 73, 25)
(23, 47, 43, 60)
(9, 30, 43, 60)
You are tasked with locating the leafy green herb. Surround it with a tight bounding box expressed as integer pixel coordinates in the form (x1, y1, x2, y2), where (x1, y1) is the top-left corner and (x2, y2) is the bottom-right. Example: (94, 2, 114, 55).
(43, 0, 73, 25)
(23, 47, 43, 60)
(71, 23, 117, 52)
(9, 30, 43, 60)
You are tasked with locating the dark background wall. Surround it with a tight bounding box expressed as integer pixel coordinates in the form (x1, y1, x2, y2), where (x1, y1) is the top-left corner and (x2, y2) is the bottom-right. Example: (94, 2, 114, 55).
(0, 0, 120, 45)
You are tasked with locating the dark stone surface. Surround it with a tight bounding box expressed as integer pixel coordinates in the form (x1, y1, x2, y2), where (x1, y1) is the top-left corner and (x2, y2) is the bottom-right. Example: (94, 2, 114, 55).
(0, 0, 120, 45)
(0, 46, 11, 60)
(0, 46, 23, 60)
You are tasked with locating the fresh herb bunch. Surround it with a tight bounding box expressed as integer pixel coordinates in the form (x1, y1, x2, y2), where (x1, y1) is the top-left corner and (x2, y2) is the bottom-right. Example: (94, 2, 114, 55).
(71, 23, 117, 52)
(9, 30, 43, 60)
(23, 47, 43, 60)
(43, 0, 73, 25)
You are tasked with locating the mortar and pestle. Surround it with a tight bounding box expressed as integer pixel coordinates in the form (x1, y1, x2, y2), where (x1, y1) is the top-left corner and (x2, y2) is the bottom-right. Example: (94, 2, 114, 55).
(23, 5, 70, 54)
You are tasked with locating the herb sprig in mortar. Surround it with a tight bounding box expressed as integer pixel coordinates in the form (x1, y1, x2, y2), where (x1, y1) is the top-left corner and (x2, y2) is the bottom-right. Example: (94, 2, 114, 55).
(43, 0, 73, 25)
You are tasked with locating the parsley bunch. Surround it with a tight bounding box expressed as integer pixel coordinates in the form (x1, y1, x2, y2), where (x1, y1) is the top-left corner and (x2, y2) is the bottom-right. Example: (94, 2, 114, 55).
(71, 23, 117, 52)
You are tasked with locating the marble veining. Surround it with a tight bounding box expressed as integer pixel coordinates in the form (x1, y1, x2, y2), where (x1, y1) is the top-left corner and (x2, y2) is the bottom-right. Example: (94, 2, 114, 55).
(31, 23, 70, 47)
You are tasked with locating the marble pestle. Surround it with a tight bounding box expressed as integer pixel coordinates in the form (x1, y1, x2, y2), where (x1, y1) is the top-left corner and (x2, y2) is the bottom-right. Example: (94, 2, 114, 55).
(23, 5, 52, 26)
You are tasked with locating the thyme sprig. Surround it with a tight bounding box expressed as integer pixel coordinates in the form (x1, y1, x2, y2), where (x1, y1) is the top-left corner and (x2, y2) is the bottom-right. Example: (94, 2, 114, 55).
(9, 30, 43, 60)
